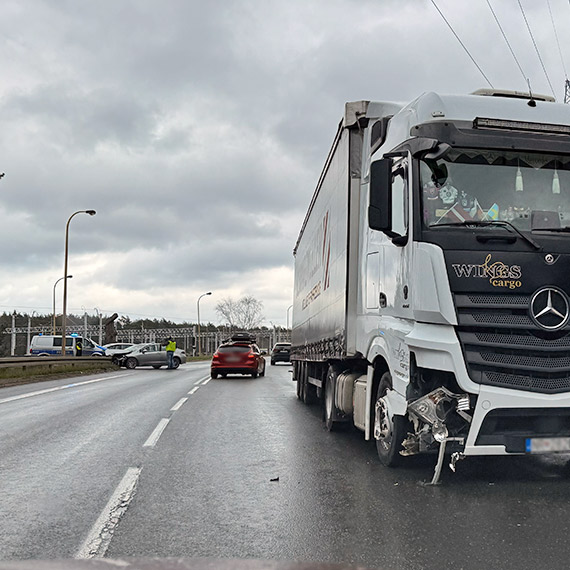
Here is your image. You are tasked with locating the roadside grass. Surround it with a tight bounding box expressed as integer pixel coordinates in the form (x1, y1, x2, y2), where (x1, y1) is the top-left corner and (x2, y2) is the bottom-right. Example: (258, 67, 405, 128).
(0, 361, 119, 389)
(0, 356, 211, 389)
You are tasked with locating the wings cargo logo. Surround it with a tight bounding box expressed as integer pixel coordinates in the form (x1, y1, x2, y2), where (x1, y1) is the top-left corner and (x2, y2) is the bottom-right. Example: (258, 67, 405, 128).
(301, 212, 332, 310)
(452, 254, 522, 289)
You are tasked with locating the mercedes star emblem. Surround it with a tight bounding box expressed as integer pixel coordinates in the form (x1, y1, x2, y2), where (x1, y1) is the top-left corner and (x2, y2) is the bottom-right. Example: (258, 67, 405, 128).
(530, 287, 570, 331)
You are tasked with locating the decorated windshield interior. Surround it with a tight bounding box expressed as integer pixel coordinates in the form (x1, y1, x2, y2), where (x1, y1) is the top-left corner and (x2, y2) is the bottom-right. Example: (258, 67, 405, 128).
(421, 148, 570, 230)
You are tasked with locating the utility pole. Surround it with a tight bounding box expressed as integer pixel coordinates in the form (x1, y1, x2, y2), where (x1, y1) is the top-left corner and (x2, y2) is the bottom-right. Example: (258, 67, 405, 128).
(565, 79, 570, 104)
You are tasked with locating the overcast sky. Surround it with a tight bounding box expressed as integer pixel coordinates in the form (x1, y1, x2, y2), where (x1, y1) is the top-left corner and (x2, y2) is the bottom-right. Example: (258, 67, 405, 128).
(0, 0, 568, 326)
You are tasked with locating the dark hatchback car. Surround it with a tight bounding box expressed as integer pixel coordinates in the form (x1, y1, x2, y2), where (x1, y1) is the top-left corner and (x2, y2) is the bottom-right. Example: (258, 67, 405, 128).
(270, 342, 291, 365)
(211, 333, 266, 378)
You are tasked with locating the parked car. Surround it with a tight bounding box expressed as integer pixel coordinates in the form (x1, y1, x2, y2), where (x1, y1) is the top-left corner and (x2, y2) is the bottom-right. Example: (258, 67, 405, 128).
(211, 333, 266, 378)
(29, 335, 105, 356)
(101, 342, 135, 357)
(270, 342, 291, 365)
(114, 343, 187, 369)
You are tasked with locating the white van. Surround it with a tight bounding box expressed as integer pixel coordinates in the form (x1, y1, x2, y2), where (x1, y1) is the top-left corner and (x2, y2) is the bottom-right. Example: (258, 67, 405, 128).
(29, 335, 105, 357)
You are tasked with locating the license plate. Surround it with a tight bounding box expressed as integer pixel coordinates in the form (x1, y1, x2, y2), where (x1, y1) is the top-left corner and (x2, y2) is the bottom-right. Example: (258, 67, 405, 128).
(226, 357, 240, 363)
(525, 437, 570, 453)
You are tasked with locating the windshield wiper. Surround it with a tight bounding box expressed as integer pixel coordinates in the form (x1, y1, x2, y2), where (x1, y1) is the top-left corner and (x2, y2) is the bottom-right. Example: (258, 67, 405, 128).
(429, 220, 542, 250)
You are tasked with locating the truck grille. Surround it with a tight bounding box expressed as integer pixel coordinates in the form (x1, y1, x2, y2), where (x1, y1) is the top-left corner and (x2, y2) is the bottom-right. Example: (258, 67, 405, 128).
(455, 293, 570, 393)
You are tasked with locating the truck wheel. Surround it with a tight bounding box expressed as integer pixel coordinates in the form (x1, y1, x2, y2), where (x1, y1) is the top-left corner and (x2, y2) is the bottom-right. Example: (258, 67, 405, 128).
(295, 363, 302, 399)
(125, 357, 137, 370)
(375, 372, 406, 467)
(324, 366, 339, 431)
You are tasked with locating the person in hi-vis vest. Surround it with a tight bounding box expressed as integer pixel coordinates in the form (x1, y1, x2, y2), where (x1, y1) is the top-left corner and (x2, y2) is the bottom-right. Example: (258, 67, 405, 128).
(165, 337, 176, 369)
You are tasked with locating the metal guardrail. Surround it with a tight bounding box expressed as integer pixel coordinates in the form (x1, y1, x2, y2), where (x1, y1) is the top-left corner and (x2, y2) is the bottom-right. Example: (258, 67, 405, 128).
(0, 356, 117, 372)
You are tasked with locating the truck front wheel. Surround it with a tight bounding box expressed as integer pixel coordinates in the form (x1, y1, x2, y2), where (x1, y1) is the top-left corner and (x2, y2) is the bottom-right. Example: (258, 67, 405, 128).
(375, 372, 407, 467)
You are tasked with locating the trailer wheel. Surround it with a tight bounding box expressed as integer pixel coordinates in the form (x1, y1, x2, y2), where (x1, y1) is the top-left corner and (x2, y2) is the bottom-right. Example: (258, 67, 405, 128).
(300, 362, 317, 405)
(375, 372, 406, 467)
(324, 366, 339, 431)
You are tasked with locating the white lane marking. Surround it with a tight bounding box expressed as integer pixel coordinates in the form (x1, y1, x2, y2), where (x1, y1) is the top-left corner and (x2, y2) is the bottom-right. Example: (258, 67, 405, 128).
(201, 378, 211, 385)
(76, 466, 142, 559)
(170, 397, 187, 411)
(142, 418, 170, 447)
(0, 374, 134, 406)
(193, 375, 209, 385)
(188, 386, 199, 395)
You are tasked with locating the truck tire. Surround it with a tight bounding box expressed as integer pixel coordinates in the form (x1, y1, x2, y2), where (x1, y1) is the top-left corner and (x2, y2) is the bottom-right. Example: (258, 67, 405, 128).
(299, 361, 317, 405)
(324, 366, 339, 431)
(375, 372, 407, 467)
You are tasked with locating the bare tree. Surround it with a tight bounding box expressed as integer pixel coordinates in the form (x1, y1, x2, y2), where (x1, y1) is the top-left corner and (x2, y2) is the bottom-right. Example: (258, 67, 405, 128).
(215, 296, 264, 329)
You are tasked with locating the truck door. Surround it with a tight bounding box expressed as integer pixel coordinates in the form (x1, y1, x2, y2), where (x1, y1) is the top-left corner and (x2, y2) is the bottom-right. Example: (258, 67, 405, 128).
(381, 158, 414, 321)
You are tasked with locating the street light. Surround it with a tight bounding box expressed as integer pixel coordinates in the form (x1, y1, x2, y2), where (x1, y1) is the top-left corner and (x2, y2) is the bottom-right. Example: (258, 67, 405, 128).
(94, 307, 102, 345)
(196, 291, 212, 355)
(53, 275, 72, 334)
(61, 210, 96, 355)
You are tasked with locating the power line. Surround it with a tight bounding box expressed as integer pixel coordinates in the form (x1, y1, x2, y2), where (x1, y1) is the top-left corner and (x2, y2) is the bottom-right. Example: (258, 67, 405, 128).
(430, 0, 494, 88)
(547, 0, 568, 79)
(517, 0, 556, 98)
(486, 0, 528, 84)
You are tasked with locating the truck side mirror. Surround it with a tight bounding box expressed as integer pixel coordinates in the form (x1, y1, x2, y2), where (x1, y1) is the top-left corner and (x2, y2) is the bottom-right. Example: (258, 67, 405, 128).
(368, 158, 393, 232)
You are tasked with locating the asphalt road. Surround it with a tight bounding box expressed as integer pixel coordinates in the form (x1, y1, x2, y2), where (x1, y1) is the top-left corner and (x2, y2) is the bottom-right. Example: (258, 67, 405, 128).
(2, 361, 570, 569)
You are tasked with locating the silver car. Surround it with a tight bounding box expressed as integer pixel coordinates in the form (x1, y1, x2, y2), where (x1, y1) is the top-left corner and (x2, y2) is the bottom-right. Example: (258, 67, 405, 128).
(117, 343, 187, 369)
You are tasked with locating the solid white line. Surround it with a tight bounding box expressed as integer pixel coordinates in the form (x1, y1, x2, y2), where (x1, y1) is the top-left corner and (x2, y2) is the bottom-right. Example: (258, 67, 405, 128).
(188, 386, 199, 395)
(76, 466, 142, 559)
(170, 397, 187, 411)
(0, 373, 133, 406)
(201, 378, 211, 385)
(142, 418, 170, 447)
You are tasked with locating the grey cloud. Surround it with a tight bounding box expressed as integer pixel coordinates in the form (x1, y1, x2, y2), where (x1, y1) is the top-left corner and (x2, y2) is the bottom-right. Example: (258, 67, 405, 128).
(4, 85, 161, 151)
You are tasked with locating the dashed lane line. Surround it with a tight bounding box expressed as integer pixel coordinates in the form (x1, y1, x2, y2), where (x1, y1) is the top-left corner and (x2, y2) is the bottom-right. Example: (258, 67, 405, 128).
(0, 373, 134, 406)
(201, 378, 211, 385)
(76, 466, 142, 559)
(170, 397, 188, 412)
(142, 418, 170, 448)
(193, 375, 209, 385)
(188, 386, 200, 395)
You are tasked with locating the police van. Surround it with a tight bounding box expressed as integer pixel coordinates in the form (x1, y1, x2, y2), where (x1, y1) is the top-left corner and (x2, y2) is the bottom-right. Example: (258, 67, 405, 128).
(29, 335, 105, 356)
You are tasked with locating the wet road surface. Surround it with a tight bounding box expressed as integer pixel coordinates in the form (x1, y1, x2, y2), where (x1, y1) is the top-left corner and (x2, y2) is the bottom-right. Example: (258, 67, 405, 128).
(1, 361, 570, 569)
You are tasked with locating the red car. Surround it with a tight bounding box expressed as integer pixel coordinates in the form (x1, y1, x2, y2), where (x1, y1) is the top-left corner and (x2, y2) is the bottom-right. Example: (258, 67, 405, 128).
(211, 333, 266, 378)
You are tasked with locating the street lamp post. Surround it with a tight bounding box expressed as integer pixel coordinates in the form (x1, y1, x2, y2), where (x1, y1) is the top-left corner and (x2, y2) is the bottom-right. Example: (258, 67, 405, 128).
(53, 275, 72, 334)
(61, 210, 96, 355)
(196, 291, 212, 355)
(94, 307, 102, 345)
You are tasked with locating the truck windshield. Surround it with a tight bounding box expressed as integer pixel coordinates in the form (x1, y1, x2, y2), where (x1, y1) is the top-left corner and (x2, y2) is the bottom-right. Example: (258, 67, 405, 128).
(421, 148, 570, 231)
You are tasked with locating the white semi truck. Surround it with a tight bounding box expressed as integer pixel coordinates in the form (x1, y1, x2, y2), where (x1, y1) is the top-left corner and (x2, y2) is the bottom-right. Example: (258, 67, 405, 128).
(291, 90, 570, 482)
